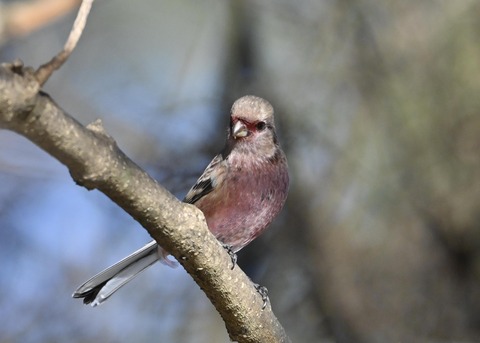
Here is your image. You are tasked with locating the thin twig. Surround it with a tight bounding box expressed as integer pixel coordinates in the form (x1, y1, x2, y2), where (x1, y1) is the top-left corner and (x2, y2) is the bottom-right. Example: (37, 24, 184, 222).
(35, 0, 94, 86)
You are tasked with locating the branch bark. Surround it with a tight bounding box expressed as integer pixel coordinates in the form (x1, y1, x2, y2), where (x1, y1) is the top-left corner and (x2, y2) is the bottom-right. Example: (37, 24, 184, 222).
(0, 61, 291, 343)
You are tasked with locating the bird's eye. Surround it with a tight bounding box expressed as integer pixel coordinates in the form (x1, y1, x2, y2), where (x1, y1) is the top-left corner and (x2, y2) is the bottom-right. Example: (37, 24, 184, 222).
(256, 121, 266, 131)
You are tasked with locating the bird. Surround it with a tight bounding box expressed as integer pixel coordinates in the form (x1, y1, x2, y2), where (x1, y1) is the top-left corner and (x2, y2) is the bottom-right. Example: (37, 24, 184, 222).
(72, 95, 289, 306)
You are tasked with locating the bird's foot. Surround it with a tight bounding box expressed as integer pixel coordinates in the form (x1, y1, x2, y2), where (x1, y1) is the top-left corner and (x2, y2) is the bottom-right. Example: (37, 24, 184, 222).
(222, 243, 237, 269)
(254, 283, 269, 310)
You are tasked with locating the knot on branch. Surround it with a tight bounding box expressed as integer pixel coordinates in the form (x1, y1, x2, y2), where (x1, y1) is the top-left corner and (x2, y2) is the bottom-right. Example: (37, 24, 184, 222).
(0, 60, 40, 126)
(86, 118, 115, 143)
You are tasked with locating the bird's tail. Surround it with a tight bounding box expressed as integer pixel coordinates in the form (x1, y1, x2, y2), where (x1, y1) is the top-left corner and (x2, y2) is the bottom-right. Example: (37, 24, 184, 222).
(72, 241, 174, 306)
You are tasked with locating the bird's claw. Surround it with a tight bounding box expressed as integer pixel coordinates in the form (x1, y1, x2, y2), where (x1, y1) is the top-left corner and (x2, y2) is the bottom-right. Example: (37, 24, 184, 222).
(254, 283, 269, 310)
(222, 243, 237, 269)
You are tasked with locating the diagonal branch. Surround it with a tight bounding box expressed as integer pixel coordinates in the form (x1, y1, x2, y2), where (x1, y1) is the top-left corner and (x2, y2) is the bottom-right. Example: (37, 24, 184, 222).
(0, 62, 290, 343)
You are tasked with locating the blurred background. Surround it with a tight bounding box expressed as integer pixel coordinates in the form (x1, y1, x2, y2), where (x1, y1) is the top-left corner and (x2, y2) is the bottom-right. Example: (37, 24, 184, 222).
(1, 0, 480, 342)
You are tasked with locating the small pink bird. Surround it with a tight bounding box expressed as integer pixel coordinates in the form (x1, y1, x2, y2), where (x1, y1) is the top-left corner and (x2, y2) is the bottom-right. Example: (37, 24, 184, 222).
(73, 95, 289, 306)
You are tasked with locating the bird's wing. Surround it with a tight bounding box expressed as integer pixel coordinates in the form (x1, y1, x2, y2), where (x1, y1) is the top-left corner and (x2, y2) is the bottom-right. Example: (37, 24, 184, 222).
(183, 153, 225, 204)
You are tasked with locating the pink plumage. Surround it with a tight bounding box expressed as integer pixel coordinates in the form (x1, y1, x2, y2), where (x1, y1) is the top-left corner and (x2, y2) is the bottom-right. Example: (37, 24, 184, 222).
(73, 95, 289, 305)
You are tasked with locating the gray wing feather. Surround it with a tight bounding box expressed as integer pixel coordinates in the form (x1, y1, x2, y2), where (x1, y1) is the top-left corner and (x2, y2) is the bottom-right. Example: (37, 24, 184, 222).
(183, 154, 224, 204)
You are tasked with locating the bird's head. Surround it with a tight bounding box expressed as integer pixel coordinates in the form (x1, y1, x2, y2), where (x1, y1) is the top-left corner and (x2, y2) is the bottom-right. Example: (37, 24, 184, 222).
(227, 95, 279, 160)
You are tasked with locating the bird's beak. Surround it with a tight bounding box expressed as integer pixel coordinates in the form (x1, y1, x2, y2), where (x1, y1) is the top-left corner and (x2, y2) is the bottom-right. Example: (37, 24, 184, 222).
(233, 120, 248, 139)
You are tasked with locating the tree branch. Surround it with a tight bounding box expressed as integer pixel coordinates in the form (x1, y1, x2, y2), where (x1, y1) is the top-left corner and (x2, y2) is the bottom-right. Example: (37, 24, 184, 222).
(0, 61, 290, 342)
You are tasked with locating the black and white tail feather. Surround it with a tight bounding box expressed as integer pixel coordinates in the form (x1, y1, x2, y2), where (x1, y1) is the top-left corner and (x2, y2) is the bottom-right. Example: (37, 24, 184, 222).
(73, 241, 160, 306)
